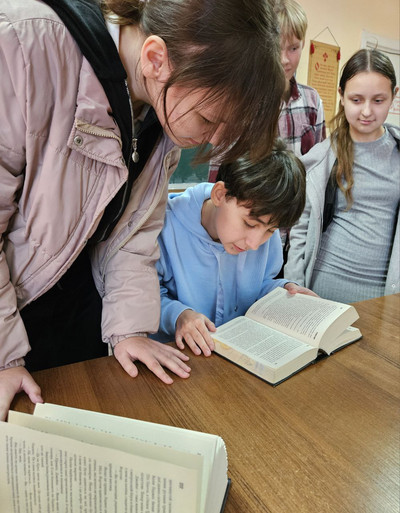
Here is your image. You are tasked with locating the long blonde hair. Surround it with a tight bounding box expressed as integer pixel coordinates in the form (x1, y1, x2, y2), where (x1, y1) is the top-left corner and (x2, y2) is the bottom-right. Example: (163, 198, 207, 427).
(330, 49, 397, 207)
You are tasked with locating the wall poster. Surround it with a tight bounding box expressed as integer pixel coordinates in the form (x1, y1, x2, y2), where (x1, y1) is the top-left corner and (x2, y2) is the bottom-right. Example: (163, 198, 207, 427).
(307, 41, 340, 125)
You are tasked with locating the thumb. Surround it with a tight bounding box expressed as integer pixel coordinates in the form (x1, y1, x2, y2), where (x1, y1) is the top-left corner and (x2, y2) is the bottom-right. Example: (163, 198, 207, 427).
(284, 283, 297, 295)
(114, 351, 139, 378)
(175, 334, 185, 350)
(205, 318, 216, 332)
(22, 375, 43, 404)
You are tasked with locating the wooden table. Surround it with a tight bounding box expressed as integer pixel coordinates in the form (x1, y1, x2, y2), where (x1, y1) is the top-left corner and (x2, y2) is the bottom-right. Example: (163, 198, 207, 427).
(11, 294, 400, 513)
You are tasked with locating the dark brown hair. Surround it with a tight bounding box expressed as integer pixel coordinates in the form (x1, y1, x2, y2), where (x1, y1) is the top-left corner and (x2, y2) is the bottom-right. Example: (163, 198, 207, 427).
(330, 49, 397, 207)
(102, 0, 285, 163)
(216, 139, 306, 228)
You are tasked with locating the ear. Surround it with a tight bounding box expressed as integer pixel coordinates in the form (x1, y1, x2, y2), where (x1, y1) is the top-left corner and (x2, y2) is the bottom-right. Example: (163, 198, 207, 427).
(141, 35, 171, 81)
(210, 181, 227, 207)
(338, 87, 344, 106)
(393, 86, 399, 99)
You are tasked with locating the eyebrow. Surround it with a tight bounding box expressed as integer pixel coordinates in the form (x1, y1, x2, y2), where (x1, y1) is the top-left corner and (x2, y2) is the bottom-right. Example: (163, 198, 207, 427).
(348, 92, 389, 97)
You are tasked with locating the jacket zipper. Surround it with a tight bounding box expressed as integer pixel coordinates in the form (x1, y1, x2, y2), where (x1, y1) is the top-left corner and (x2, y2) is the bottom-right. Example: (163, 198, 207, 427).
(75, 123, 122, 146)
(125, 79, 137, 164)
(101, 81, 165, 278)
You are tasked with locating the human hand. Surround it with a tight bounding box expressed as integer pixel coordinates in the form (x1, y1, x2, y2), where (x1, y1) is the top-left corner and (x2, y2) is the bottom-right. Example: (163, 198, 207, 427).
(0, 366, 43, 421)
(113, 336, 191, 385)
(175, 310, 216, 357)
(284, 282, 319, 297)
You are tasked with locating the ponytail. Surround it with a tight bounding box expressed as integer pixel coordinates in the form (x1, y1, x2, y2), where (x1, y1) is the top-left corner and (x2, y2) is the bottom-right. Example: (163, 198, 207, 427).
(330, 106, 354, 208)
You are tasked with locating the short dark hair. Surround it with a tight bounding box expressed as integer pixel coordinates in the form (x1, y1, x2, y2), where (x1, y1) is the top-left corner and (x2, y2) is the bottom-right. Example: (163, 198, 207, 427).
(216, 139, 306, 228)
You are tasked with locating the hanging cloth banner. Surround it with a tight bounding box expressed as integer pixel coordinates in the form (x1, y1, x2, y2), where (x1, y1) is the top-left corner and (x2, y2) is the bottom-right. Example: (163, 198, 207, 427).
(307, 40, 340, 125)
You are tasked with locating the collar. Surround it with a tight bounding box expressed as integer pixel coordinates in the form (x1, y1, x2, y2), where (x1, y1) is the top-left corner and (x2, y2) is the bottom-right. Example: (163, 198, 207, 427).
(106, 18, 120, 50)
(286, 77, 301, 105)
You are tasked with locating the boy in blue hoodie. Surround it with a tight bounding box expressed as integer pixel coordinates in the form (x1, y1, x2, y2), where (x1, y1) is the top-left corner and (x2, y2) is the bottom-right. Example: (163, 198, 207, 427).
(155, 140, 316, 355)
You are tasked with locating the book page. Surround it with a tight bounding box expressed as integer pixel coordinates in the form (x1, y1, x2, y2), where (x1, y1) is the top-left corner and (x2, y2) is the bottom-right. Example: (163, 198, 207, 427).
(328, 326, 362, 353)
(0, 420, 197, 513)
(246, 287, 358, 347)
(33, 403, 228, 513)
(213, 316, 317, 383)
(8, 410, 203, 500)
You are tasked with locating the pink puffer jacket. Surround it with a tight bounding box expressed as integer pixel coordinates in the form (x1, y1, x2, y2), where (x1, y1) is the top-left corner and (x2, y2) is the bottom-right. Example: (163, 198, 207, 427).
(0, 0, 180, 369)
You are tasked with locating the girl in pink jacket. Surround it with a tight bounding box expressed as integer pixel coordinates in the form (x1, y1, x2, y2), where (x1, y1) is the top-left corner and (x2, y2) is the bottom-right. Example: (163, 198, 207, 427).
(0, 0, 285, 419)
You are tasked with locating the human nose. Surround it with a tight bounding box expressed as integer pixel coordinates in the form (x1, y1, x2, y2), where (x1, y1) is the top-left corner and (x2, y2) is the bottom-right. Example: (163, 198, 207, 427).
(245, 230, 268, 251)
(281, 50, 289, 65)
(361, 101, 372, 117)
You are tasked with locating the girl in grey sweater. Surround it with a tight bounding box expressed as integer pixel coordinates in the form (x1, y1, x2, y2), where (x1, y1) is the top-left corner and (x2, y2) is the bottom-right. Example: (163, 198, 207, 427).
(285, 49, 399, 303)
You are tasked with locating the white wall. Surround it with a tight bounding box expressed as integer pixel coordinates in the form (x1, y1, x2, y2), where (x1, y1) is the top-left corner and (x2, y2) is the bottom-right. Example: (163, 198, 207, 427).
(296, 0, 399, 88)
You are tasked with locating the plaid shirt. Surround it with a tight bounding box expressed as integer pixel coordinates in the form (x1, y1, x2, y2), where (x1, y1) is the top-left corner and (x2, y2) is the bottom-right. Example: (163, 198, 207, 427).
(277, 78, 326, 272)
(208, 162, 220, 183)
(278, 77, 326, 156)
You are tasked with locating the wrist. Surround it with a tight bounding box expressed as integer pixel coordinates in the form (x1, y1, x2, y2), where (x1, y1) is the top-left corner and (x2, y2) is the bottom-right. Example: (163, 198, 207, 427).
(111, 333, 148, 349)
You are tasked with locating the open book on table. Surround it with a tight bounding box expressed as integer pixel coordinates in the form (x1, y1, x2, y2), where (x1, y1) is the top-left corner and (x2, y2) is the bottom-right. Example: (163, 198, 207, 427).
(1, 403, 230, 513)
(212, 287, 362, 385)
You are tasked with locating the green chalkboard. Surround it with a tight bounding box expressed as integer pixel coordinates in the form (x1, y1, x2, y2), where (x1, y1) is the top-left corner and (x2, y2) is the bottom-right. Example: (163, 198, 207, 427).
(169, 147, 210, 185)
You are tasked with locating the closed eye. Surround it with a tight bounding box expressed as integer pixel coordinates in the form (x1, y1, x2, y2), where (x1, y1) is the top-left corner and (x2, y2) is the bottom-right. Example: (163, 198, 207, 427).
(200, 114, 214, 125)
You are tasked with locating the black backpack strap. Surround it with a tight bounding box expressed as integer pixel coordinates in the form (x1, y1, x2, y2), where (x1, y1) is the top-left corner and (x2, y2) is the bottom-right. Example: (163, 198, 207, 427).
(322, 159, 338, 233)
(42, 0, 162, 242)
(91, 107, 162, 243)
(43, 0, 132, 167)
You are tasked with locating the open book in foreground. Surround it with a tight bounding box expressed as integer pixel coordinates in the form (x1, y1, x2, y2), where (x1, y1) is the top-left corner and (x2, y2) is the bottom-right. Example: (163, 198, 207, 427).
(212, 287, 362, 385)
(1, 403, 230, 513)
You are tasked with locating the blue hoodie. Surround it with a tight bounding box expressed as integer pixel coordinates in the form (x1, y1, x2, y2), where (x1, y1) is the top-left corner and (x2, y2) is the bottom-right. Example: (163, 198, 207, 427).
(155, 183, 289, 340)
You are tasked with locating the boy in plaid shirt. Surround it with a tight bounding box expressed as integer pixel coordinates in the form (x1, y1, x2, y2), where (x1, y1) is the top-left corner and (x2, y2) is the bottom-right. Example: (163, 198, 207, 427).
(275, 0, 326, 273)
(275, 0, 326, 156)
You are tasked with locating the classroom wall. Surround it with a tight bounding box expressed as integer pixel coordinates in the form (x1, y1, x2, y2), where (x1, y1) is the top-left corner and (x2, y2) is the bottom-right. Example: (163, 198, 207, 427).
(295, 0, 399, 87)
